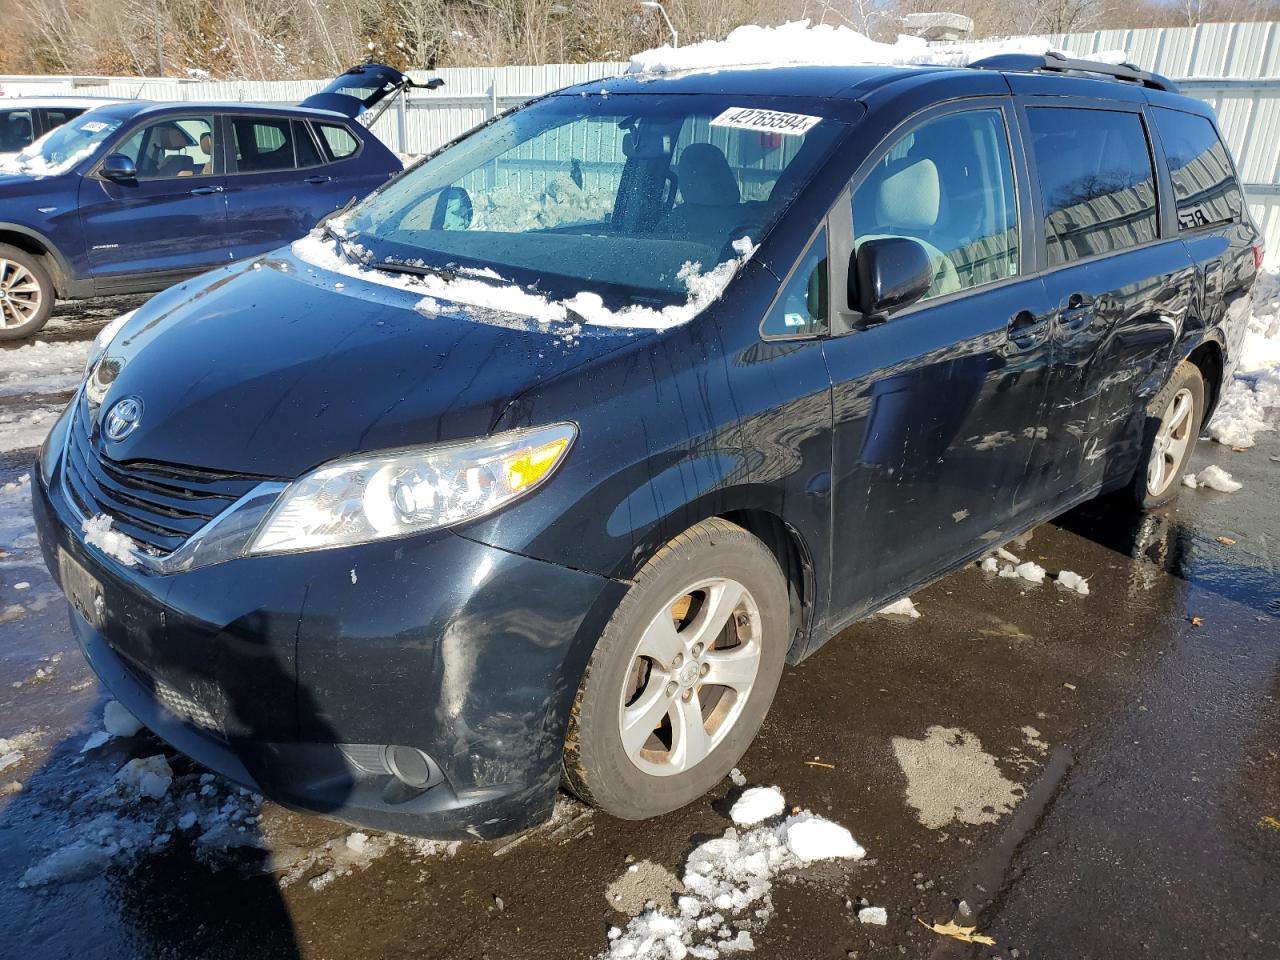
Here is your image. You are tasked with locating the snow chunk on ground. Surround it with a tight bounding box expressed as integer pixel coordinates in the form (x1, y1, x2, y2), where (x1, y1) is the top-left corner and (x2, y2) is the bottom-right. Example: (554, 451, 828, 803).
(1183, 473, 1198, 489)
(627, 20, 1059, 75)
(783, 813, 866, 863)
(1195, 465, 1242, 493)
(81, 514, 139, 566)
(103, 700, 143, 737)
(1055, 570, 1090, 595)
(730, 786, 786, 826)
(599, 790, 867, 959)
(997, 560, 1045, 583)
(115, 755, 173, 800)
(979, 556, 999, 573)
(0, 406, 62, 454)
(877, 597, 920, 618)
(858, 906, 888, 925)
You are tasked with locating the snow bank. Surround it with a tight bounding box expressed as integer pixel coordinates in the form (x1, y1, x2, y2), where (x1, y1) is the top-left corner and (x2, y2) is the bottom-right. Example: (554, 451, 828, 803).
(292, 232, 756, 332)
(729, 786, 785, 826)
(81, 514, 139, 566)
(1195, 464, 1242, 493)
(0, 339, 91, 397)
(1207, 268, 1280, 448)
(627, 20, 1071, 75)
(600, 788, 865, 959)
(0, 406, 62, 454)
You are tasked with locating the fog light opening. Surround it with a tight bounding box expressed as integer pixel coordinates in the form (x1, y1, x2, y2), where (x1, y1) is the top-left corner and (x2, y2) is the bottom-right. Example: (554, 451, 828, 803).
(384, 745, 434, 788)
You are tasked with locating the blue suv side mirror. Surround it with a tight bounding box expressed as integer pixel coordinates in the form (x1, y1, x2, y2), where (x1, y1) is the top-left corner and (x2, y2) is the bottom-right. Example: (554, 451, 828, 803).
(100, 154, 137, 182)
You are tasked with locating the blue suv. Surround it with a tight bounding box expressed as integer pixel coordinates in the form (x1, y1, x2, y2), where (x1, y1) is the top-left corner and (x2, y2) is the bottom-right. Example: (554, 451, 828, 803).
(0, 99, 401, 338)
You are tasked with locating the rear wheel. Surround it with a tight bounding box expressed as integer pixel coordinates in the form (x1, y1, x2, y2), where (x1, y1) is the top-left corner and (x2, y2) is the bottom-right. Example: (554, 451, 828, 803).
(0, 244, 55, 341)
(1130, 361, 1205, 509)
(562, 518, 789, 820)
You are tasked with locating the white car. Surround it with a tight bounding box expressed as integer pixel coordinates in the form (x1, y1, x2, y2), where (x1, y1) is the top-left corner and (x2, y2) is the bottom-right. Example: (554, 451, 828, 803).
(0, 97, 121, 166)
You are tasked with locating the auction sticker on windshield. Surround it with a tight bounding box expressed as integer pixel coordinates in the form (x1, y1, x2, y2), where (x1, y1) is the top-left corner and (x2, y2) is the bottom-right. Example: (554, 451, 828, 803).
(80, 121, 109, 133)
(710, 107, 821, 136)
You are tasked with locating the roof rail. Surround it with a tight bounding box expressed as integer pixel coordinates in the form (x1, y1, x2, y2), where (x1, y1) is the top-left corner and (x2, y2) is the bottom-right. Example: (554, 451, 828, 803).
(969, 50, 1179, 93)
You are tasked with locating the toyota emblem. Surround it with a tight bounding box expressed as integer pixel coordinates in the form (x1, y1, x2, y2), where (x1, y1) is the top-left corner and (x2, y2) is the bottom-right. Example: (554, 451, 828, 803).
(104, 396, 143, 442)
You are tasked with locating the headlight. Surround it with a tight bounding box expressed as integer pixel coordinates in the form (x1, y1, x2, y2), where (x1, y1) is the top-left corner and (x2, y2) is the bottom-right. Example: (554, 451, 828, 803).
(248, 423, 577, 555)
(84, 309, 136, 377)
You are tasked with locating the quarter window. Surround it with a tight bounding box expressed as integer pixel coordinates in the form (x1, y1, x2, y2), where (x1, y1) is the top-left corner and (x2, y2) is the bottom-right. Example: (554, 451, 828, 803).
(114, 116, 215, 180)
(762, 229, 828, 337)
(231, 117, 298, 173)
(317, 123, 360, 161)
(293, 120, 323, 167)
(1151, 108, 1243, 231)
(1027, 108, 1158, 267)
(851, 108, 1019, 303)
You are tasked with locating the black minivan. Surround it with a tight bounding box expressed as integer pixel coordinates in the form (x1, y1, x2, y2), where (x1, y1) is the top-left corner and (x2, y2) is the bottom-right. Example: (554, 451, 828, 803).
(34, 52, 1260, 838)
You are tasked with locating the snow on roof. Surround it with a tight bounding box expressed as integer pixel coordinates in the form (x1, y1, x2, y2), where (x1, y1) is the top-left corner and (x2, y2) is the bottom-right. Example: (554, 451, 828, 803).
(627, 20, 1060, 76)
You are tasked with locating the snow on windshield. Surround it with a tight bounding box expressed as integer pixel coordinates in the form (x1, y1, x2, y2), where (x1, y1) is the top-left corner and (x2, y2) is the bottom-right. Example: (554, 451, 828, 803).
(291, 229, 758, 332)
(626, 20, 1118, 75)
(13, 116, 122, 178)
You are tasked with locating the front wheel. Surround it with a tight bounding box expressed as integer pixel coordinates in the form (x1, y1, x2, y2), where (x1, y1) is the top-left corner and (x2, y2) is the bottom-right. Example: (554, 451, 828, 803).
(562, 519, 789, 820)
(1130, 361, 1205, 509)
(0, 244, 55, 341)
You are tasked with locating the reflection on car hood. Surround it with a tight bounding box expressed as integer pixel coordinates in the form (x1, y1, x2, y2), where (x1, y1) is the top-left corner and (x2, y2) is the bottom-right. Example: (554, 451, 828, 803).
(92, 256, 640, 478)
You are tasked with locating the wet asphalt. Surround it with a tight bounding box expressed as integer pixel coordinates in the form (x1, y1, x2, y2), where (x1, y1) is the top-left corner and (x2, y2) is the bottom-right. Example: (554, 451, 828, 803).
(0, 298, 1276, 960)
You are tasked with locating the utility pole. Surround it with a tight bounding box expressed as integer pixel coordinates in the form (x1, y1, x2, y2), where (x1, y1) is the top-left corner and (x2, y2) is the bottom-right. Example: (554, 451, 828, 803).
(153, 0, 165, 76)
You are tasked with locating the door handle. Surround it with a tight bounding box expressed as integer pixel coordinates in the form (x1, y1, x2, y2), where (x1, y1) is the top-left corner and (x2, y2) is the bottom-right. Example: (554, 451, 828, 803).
(1058, 291, 1094, 332)
(1007, 310, 1049, 351)
(190, 185, 223, 195)
(304, 175, 332, 185)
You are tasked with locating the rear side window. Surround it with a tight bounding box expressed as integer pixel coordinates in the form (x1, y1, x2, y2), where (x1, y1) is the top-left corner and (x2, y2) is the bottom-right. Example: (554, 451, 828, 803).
(1151, 108, 1243, 230)
(762, 229, 828, 337)
(0, 108, 35, 152)
(231, 117, 297, 173)
(852, 108, 1019, 302)
(317, 123, 360, 161)
(40, 107, 85, 131)
(1027, 108, 1158, 267)
(292, 120, 323, 167)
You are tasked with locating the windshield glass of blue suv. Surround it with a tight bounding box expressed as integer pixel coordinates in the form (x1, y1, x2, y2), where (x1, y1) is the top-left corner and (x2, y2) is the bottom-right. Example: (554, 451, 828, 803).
(13, 114, 124, 176)
(334, 94, 843, 311)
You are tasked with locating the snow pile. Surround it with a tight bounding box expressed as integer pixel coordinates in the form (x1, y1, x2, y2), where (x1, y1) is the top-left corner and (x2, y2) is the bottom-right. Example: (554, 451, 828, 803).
(877, 596, 920, 618)
(729, 786, 786, 826)
(1055, 570, 1090, 595)
(1195, 464, 1242, 493)
(291, 231, 757, 332)
(19, 762, 263, 888)
(1207, 268, 1280, 448)
(81, 514, 139, 566)
(0, 406, 62, 454)
(626, 20, 1069, 75)
(0, 339, 91, 397)
(599, 789, 865, 959)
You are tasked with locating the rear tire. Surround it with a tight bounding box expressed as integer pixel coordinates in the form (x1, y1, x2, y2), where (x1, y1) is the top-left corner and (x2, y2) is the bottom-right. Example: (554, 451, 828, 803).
(0, 244, 55, 341)
(562, 518, 789, 820)
(1129, 361, 1205, 509)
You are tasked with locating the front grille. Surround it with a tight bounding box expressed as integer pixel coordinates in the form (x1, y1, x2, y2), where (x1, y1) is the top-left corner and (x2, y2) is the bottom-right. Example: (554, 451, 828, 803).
(63, 401, 267, 556)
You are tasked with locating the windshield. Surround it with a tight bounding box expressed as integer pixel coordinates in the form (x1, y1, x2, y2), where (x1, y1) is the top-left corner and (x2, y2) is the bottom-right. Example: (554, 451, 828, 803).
(14, 112, 124, 176)
(337, 94, 846, 313)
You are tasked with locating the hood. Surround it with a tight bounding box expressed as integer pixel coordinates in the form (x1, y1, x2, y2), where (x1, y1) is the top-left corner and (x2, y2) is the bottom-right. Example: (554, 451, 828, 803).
(90, 253, 640, 479)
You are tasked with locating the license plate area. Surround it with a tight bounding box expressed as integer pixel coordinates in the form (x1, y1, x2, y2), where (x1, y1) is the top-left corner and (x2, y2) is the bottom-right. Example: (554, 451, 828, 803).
(59, 547, 104, 631)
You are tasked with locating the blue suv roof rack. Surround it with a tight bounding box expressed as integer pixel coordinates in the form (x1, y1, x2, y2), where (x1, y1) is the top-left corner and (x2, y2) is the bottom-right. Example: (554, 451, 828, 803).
(969, 50, 1179, 93)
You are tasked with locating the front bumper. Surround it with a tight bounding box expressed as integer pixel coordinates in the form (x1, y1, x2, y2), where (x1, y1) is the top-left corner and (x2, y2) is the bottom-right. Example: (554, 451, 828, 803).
(34, 461, 625, 840)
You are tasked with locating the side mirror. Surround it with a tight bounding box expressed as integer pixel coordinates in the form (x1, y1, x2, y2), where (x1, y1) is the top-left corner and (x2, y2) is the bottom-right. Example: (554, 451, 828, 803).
(850, 237, 933, 321)
(100, 154, 137, 182)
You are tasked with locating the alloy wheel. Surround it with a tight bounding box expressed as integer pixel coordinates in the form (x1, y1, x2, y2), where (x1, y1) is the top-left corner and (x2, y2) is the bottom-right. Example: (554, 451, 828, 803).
(0, 258, 43, 329)
(617, 577, 762, 777)
(1147, 386, 1194, 497)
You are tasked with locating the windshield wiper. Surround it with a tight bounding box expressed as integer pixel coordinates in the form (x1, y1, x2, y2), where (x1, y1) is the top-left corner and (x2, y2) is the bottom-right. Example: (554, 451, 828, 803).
(374, 261, 458, 282)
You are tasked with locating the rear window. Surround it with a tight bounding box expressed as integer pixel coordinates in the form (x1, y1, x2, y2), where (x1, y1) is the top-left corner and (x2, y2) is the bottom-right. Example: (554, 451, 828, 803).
(1027, 107, 1158, 267)
(1151, 107, 1243, 231)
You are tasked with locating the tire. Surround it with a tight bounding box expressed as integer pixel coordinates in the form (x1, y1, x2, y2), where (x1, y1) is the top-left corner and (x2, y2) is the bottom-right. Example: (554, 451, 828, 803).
(0, 244, 55, 341)
(562, 518, 789, 820)
(1129, 361, 1205, 509)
